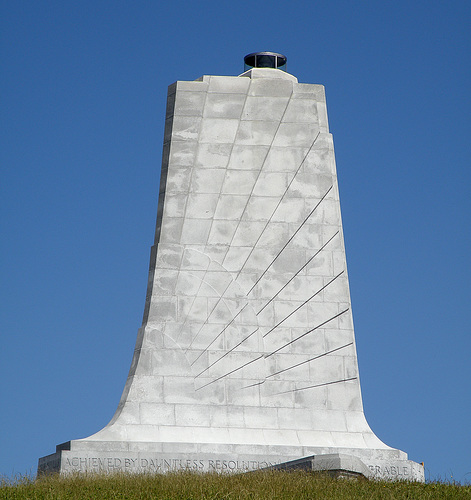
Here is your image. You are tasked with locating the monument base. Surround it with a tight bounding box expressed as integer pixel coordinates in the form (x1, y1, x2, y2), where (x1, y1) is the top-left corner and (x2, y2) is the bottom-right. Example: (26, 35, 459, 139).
(270, 453, 374, 479)
(38, 440, 424, 481)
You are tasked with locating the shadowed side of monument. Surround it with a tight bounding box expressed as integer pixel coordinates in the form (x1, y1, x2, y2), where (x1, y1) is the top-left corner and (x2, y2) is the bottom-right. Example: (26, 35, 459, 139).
(38, 53, 424, 481)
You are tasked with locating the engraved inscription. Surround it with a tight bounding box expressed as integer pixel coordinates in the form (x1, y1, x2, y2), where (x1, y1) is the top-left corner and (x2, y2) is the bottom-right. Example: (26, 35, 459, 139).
(64, 457, 279, 473)
(368, 464, 410, 478)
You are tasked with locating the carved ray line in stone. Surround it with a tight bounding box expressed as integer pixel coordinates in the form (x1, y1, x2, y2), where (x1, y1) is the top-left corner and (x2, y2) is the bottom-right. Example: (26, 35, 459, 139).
(189, 92, 297, 348)
(262, 270, 345, 339)
(266, 342, 354, 379)
(256, 230, 339, 315)
(239, 342, 353, 390)
(232, 131, 322, 284)
(184, 281, 249, 353)
(177, 272, 248, 350)
(273, 377, 358, 395)
(153, 87, 210, 249)
(195, 354, 264, 391)
(187, 136, 324, 352)
(191, 233, 338, 364)
(194, 326, 259, 376)
(196, 309, 348, 388)
(174, 259, 213, 344)
(240, 310, 351, 389)
(175, 84, 253, 344)
(221, 91, 297, 258)
(247, 183, 332, 296)
(265, 308, 350, 358)
(239, 380, 265, 390)
(190, 303, 249, 364)
(165, 81, 210, 244)
(192, 230, 339, 371)
(190, 199, 336, 362)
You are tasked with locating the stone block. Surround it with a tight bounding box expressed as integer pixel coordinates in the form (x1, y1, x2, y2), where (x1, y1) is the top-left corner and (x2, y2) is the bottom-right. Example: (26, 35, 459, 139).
(235, 120, 279, 146)
(158, 217, 184, 244)
(199, 118, 240, 144)
(227, 145, 269, 171)
(171, 115, 201, 141)
(163, 193, 186, 218)
(168, 140, 198, 168)
(207, 76, 250, 94)
(207, 219, 238, 245)
(264, 146, 309, 173)
(180, 218, 212, 245)
(186, 193, 219, 219)
(242, 96, 290, 121)
(248, 78, 293, 97)
(174, 91, 207, 117)
(203, 93, 246, 119)
(140, 403, 176, 425)
(221, 170, 259, 195)
(283, 98, 319, 124)
(195, 143, 232, 169)
(174, 80, 209, 93)
(191, 168, 226, 194)
(253, 171, 289, 197)
(273, 123, 320, 148)
(213, 194, 249, 220)
(165, 167, 192, 194)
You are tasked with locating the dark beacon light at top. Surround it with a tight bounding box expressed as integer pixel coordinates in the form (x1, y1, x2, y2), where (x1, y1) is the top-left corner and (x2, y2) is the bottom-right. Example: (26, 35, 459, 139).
(244, 52, 287, 72)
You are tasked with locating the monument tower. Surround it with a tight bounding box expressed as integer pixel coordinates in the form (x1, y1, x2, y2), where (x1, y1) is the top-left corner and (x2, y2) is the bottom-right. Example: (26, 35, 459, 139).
(39, 52, 424, 481)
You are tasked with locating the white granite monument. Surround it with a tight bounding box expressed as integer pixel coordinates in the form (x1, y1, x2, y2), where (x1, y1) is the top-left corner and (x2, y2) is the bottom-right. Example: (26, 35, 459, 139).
(38, 52, 424, 481)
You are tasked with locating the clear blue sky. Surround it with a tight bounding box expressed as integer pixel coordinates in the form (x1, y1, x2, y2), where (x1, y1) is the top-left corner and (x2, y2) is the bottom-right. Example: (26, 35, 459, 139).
(1, 0, 470, 483)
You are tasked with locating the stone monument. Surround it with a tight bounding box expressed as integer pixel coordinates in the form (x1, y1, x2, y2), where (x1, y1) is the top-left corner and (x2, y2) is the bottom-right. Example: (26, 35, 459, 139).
(38, 52, 424, 481)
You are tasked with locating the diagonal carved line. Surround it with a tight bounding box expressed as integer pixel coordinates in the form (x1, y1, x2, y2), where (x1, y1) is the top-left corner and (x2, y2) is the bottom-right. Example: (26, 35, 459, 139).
(192, 252, 339, 376)
(257, 230, 339, 315)
(193, 230, 339, 358)
(197, 309, 350, 388)
(190, 177, 333, 355)
(190, 134, 322, 346)
(195, 326, 259, 378)
(189, 93, 296, 350)
(262, 271, 345, 339)
(274, 377, 358, 395)
(171, 86, 213, 342)
(181, 271, 249, 352)
(265, 309, 350, 358)
(234, 131, 322, 284)
(188, 222, 336, 356)
(190, 304, 248, 365)
(240, 380, 265, 390)
(266, 342, 354, 379)
(239, 341, 353, 390)
(174, 264, 213, 344)
(223, 92, 296, 257)
(248, 183, 332, 296)
(195, 354, 264, 391)
(190, 187, 335, 355)
(178, 86, 251, 346)
(186, 277, 231, 352)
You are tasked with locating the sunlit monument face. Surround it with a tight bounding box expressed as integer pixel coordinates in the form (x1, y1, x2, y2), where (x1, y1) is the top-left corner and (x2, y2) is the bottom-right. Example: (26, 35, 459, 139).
(38, 52, 424, 481)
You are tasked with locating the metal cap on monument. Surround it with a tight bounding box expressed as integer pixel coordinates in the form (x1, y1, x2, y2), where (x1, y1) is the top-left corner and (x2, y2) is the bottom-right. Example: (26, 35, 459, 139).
(244, 51, 287, 70)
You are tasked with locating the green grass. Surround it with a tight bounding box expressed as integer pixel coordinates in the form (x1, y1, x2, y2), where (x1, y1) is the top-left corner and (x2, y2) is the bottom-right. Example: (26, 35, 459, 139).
(1, 471, 470, 499)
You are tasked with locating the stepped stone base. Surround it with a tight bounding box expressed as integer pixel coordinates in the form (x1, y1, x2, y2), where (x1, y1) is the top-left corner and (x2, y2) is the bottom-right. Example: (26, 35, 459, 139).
(38, 440, 424, 481)
(270, 453, 376, 479)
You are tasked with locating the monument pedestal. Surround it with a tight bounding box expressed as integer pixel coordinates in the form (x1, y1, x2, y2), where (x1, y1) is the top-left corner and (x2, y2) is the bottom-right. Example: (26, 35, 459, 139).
(39, 54, 424, 481)
(39, 440, 423, 481)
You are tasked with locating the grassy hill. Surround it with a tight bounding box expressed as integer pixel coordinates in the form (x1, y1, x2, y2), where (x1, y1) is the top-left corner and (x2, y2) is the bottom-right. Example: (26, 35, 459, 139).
(1, 470, 470, 499)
